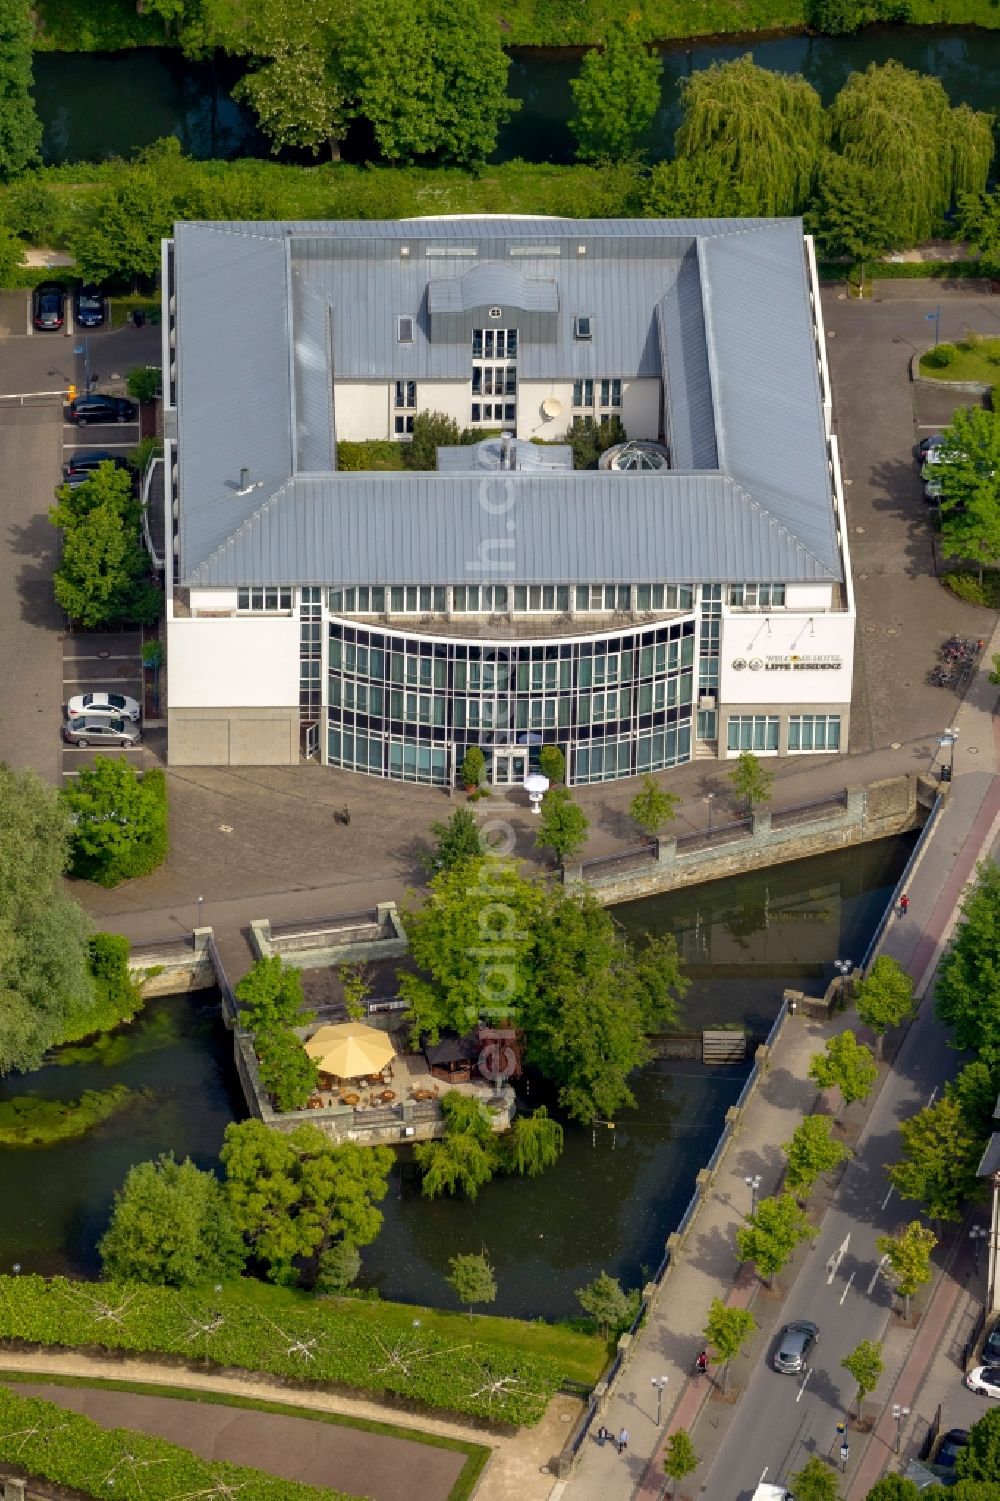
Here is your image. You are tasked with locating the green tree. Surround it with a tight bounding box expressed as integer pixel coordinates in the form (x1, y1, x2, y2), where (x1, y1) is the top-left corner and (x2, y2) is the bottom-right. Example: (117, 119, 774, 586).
(503, 1107, 564, 1177)
(808, 0, 905, 34)
(340, 0, 515, 165)
(235, 45, 346, 157)
(315, 1237, 361, 1293)
(662, 1429, 698, 1496)
(957, 1409, 1000, 1482)
(126, 366, 161, 402)
(808, 1030, 877, 1115)
(460, 745, 486, 789)
(728, 750, 774, 814)
(828, 61, 993, 247)
(338, 963, 371, 1021)
(934, 409, 1000, 586)
(841, 1338, 883, 1418)
(254, 1028, 319, 1112)
(236, 956, 309, 1033)
(80, 933, 145, 1038)
(71, 165, 175, 283)
(567, 414, 626, 470)
(99, 1153, 245, 1287)
(569, 23, 662, 163)
(876, 1220, 936, 1318)
(703, 1298, 756, 1393)
(735, 1192, 817, 1288)
(576, 1270, 630, 1338)
(538, 745, 565, 784)
(424, 808, 483, 875)
(414, 1128, 499, 1201)
(645, 153, 754, 219)
(629, 775, 680, 840)
(672, 57, 825, 217)
(1, 176, 56, 240)
(936, 861, 1000, 1061)
(889, 1078, 987, 1221)
(806, 154, 898, 292)
(863, 1480, 921, 1501)
(0, 0, 41, 180)
(404, 410, 477, 470)
(446, 1251, 497, 1318)
(855, 956, 916, 1060)
(51, 465, 160, 629)
(535, 786, 589, 866)
(61, 761, 168, 888)
(957, 188, 1000, 281)
(782, 1114, 847, 1197)
(791, 1455, 840, 1501)
(220, 1120, 392, 1285)
(0, 765, 97, 1073)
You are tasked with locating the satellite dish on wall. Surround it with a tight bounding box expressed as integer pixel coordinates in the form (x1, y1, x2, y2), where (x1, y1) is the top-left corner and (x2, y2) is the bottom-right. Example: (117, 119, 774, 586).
(541, 397, 563, 420)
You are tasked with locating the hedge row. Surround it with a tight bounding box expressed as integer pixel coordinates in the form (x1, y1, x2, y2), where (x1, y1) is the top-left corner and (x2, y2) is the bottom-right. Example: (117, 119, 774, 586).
(0, 1277, 561, 1427)
(0, 1385, 351, 1501)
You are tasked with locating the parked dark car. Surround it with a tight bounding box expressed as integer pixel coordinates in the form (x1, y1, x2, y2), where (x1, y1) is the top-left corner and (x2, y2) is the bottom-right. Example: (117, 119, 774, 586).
(984, 1319, 1000, 1364)
(33, 284, 65, 331)
(917, 434, 944, 464)
(65, 394, 136, 426)
(74, 284, 105, 328)
(935, 1429, 969, 1472)
(62, 450, 132, 482)
(772, 1321, 818, 1374)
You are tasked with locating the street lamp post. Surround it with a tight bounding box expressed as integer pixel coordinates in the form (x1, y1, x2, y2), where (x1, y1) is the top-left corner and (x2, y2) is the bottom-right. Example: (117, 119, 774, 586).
(651, 1375, 668, 1427)
(73, 338, 91, 394)
(892, 1404, 910, 1455)
(940, 726, 960, 782)
(197, 894, 204, 930)
(746, 1174, 762, 1215)
(926, 306, 942, 347)
(971, 1225, 989, 1278)
(704, 793, 715, 833)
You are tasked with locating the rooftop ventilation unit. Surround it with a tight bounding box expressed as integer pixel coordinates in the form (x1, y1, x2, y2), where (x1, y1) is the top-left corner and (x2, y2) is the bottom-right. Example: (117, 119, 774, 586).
(599, 441, 671, 474)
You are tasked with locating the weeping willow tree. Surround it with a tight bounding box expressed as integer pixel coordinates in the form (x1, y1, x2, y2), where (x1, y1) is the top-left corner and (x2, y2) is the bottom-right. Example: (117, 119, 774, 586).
(672, 57, 826, 218)
(828, 61, 994, 246)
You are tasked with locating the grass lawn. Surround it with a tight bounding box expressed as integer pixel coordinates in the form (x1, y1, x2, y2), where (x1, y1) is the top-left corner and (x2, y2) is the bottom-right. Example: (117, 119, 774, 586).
(919, 337, 1000, 384)
(0, 1369, 490, 1501)
(232, 1279, 610, 1387)
(109, 293, 161, 329)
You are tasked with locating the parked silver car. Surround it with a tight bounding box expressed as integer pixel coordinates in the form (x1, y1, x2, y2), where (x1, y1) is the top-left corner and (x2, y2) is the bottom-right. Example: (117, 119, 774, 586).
(62, 716, 141, 748)
(773, 1320, 818, 1374)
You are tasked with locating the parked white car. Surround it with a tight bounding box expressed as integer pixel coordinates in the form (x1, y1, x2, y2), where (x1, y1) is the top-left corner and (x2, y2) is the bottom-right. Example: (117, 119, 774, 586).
(67, 691, 141, 723)
(966, 1364, 1000, 1399)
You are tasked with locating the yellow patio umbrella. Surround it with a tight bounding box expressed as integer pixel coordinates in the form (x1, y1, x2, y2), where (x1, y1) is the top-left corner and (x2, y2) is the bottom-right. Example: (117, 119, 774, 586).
(305, 1022, 395, 1079)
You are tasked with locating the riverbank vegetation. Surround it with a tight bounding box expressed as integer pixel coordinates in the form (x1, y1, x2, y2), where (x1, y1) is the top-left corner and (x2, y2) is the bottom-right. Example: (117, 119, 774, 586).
(0, 1385, 350, 1501)
(0, 1273, 567, 1424)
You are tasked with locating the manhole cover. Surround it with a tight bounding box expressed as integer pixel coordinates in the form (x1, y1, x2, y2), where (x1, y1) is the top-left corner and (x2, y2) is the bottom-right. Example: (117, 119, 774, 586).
(968, 746, 980, 755)
(829, 330, 838, 336)
(844, 478, 853, 486)
(855, 526, 866, 534)
(886, 627, 899, 635)
(97, 650, 110, 659)
(560, 1414, 573, 1423)
(890, 742, 902, 750)
(858, 574, 869, 581)
(864, 626, 878, 634)
(218, 824, 234, 834)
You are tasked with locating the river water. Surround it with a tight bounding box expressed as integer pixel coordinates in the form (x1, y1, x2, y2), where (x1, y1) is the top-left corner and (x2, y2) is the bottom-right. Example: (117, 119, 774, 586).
(31, 26, 1000, 167)
(0, 836, 911, 1318)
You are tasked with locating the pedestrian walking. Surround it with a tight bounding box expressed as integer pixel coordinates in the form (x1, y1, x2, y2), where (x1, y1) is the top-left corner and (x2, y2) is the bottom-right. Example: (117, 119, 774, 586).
(898, 893, 910, 917)
(618, 1427, 629, 1454)
(840, 1441, 850, 1472)
(596, 1425, 610, 1448)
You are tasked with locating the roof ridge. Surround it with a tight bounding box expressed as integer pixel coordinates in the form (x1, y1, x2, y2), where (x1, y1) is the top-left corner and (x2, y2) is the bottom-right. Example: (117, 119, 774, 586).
(186, 479, 294, 582)
(729, 480, 837, 579)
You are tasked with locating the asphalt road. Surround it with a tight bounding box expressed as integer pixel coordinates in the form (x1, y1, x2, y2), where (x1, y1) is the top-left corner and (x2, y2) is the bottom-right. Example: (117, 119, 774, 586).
(702, 1002, 961, 1501)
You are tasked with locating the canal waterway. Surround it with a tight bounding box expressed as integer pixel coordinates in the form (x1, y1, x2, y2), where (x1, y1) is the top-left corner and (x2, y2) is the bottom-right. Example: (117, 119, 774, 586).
(0, 835, 912, 1317)
(31, 27, 1000, 167)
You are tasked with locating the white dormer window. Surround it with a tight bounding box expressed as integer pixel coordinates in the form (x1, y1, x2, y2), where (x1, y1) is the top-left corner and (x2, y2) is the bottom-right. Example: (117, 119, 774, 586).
(574, 315, 593, 340)
(396, 315, 414, 343)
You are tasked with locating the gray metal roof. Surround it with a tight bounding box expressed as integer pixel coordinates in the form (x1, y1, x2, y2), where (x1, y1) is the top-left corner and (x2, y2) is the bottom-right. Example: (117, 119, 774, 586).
(172, 217, 842, 589)
(187, 471, 836, 588)
(427, 264, 559, 315)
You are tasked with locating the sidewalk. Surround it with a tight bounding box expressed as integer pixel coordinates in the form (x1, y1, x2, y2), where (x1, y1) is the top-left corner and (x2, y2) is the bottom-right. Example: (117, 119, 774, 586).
(557, 644, 1000, 1501)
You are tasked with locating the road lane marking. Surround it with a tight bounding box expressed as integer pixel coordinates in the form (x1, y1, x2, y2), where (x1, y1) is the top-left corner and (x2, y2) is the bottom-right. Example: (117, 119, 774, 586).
(881, 1185, 894, 1211)
(867, 1253, 889, 1294)
(840, 1271, 855, 1305)
(827, 1233, 850, 1283)
(927, 1085, 939, 1106)
(796, 1369, 812, 1402)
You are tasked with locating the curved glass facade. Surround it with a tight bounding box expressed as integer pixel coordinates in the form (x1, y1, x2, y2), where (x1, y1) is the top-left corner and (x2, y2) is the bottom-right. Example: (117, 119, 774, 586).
(327, 617, 696, 786)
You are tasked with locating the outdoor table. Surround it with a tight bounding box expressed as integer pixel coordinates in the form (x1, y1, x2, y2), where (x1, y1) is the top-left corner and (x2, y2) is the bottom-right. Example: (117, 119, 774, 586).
(380, 1090, 396, 1102)
(341, 1092, 360, 1106)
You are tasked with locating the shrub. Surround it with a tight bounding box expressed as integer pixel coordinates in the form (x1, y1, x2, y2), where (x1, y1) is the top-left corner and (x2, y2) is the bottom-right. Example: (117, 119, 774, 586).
(924, 343, 959, 368)
(335, 439, 405, 471)
(126, 364, 161, 401)
(942, 569, 1000, 607)
(0, 1274, 561, 1426)
(461, 745, 486, 787)
(538, 744, 566, 783)
(82, 931, 146, 1034)
(405, 410, 477, 471)
(568, 414, 627, 470)
(62, 761, 169, 887)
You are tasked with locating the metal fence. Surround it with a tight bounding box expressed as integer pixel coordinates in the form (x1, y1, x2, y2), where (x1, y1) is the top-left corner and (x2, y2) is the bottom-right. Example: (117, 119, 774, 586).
(205, 934, 238, 1027)
(858, 793, 944, 975)
(770, 791, 848, 831)
(581, 844, 658, 879)
(674, 816, 752, 854)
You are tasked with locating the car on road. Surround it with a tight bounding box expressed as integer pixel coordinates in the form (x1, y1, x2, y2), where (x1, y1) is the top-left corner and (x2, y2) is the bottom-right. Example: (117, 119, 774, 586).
(983, 1319, 1000, 1365)
(917, 434, 944, 464)
(74, 284, 105, 328)
(33, 284, 65, 331)
(66, 691, 141, 723)
(966, 1363, 1000, 1398)
(62, 716, 141, 748)
(935, 1428, 969, 1472)
(772, 1320, 818, 1374)
(65, 394, 136, 426)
